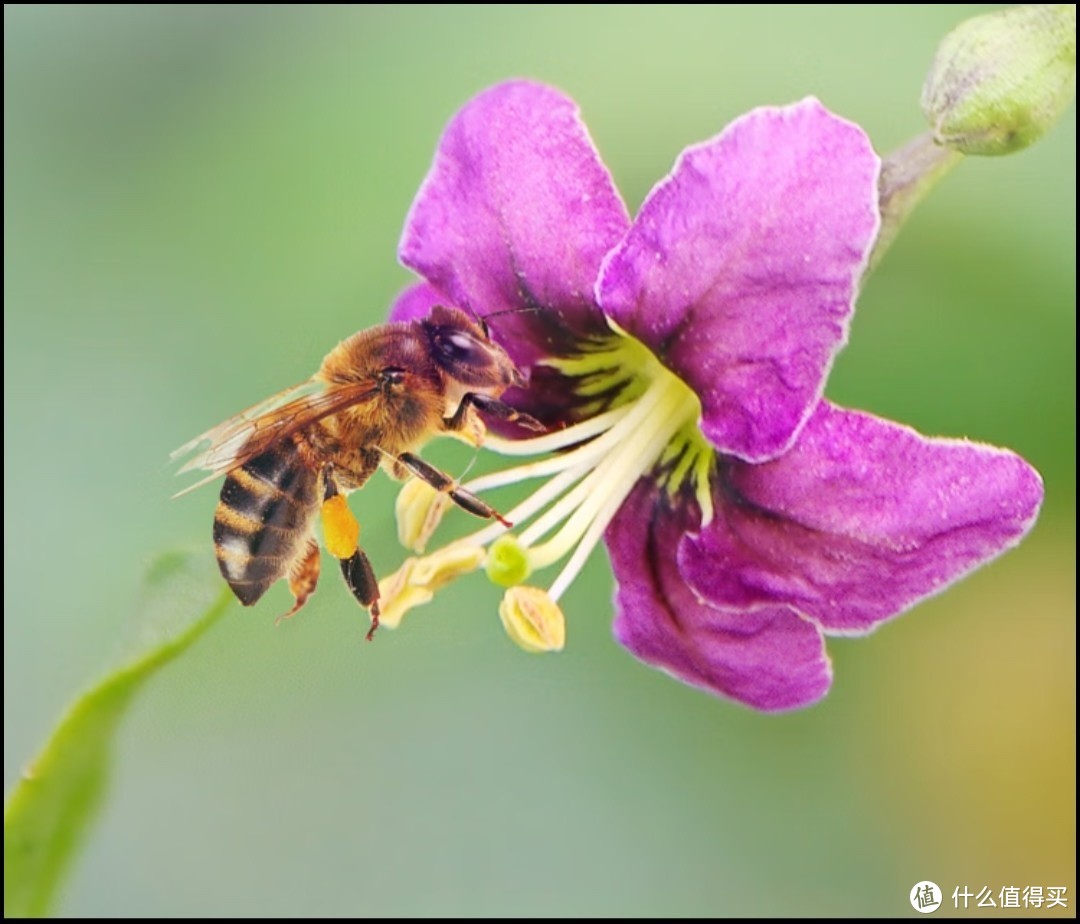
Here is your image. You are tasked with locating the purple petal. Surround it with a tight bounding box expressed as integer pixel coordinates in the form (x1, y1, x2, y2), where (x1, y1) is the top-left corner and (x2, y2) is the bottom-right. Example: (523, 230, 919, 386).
(597, 98, 881, 463)
(399, 80, 629, 346)
(679, 402, 1044, 634)
(606, 480, 832, 712)
(388, 281, 446, 324)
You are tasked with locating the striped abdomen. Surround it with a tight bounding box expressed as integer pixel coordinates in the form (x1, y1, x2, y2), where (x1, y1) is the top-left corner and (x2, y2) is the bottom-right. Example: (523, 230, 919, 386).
(214, 442, 319, 606)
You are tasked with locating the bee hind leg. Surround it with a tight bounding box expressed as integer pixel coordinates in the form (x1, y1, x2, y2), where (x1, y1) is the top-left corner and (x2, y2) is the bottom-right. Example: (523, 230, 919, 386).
(341, 549, 381, 641)
(396, 451, 513, 528)
(321, 471, 381, 640)
(275, 538, 321, 625)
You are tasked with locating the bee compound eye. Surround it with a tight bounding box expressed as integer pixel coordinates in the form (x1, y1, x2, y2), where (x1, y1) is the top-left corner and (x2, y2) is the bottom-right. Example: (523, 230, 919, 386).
(437, 330, 483, 364)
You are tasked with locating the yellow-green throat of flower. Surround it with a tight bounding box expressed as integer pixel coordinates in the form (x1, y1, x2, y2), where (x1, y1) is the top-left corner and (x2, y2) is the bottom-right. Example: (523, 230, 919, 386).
(380, 326, 715, 651)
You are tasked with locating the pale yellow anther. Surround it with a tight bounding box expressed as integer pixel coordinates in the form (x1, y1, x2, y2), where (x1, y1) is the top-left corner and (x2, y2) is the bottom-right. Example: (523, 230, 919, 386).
(321, 494, 359, 559)
(498, 585, 566, 654)
(412, 544, 486, 588)
(395, 477, 452, 552)
(377, 545, 486, 629)
(378, 557, 435, 629)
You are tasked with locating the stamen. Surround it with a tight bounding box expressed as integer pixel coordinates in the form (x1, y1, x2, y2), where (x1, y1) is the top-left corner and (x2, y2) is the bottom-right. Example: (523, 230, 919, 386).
(527, 381, 692, 578)
(396, 477, 452, 552)
(384, 329, 713, 641)
(462, 376, 675, 549)
(547, 394, 692, 600)
(465, 457, 596, 550)
(482, 403, 633, 456)
(498, 585, 566, 653)
(547, 476, 630, 603)
(463, 433, 611, 494)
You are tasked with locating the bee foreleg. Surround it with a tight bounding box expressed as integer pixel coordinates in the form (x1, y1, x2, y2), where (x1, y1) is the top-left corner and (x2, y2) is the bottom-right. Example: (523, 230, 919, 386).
(321, 471, 381, 641)
(396, 451, 512, 528)
(444, 393, 545, 433)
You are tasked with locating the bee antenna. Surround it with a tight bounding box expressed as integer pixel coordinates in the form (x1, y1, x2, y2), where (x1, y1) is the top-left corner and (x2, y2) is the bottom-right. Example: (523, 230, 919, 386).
(480, 306, 545, 322)
(478, 305, 546, 337)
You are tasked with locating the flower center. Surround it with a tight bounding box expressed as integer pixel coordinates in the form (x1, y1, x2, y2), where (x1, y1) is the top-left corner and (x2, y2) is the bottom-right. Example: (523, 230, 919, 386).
(380, 328, 714, 645)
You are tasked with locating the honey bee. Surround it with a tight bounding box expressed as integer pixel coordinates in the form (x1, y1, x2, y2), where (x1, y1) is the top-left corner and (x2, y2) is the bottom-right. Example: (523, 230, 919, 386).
(173, 305, 542, 638)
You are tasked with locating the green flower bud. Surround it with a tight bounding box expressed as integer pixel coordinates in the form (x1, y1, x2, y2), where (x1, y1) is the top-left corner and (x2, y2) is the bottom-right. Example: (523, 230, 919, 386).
(922, 4, 1076, 155)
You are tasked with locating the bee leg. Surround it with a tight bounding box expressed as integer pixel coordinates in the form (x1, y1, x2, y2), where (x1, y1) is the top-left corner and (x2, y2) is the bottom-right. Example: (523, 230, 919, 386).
(396, 451, 513, 528)
(321, 471, 381, 640)
(444, 393, 545, 433)
(341, 549, 380, 641)
(275, 538, 321, 625)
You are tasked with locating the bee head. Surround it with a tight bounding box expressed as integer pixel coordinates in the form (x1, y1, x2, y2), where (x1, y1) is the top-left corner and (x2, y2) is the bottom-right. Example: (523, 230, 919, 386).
(422, 305, 524, 390)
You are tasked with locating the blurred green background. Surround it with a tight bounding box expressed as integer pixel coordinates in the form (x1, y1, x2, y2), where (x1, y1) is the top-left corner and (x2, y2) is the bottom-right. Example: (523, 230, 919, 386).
(4, 4, 1074, 916)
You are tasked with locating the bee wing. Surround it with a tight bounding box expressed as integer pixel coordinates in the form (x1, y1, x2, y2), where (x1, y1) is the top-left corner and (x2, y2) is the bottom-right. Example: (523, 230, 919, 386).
(171, 379, 321, 468)
(172, 377, 382, 496)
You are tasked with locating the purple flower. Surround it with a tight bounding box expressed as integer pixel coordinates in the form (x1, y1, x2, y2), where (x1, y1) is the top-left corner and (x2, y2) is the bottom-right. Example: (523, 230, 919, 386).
(385, 81, 1043, 711)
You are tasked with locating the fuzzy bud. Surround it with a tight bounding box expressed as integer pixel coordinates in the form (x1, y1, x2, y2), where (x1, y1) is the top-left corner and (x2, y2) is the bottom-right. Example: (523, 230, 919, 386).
(922, 4, 1076, 155)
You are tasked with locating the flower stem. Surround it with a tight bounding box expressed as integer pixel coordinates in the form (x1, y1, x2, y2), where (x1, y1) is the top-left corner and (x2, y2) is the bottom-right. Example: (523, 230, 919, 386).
(868, 131, 964, 274)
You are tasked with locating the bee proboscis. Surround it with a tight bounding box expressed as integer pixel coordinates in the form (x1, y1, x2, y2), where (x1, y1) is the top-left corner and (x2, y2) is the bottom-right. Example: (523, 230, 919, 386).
(173, 306, 542, 638)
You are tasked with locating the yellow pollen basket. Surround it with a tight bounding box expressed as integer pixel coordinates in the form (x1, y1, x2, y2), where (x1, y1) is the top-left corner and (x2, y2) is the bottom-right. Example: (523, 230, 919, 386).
(322, 495, 360, 559)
